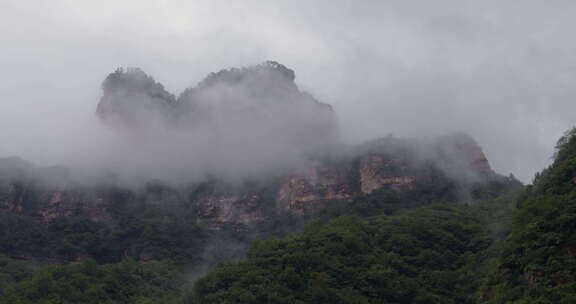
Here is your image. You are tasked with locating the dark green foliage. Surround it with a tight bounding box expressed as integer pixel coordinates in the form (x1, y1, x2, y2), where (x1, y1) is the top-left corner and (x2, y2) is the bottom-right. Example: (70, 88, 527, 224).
(191, 204, 490, 304)
(0, 132, 527, 303)
(0, 212, 51, 257)
(0, 163, 523, 303)
(0, 255, 39, 297)
(0, 211, 208, 265)
(314, 168, 520, 222)
(484, 127, 576, 303)
(1, 259, 184, 304)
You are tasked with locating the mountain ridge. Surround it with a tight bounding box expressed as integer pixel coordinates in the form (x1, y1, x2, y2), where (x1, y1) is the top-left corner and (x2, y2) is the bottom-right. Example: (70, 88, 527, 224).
(0, 62, 533, 304)
(1, 62, 510, 229)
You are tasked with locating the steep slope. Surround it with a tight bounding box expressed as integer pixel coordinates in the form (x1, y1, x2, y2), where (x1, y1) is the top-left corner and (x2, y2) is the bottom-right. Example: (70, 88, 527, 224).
(0, 62, 526, 304)
(483, 128, 576, 303)
(192, 203, 490, 304)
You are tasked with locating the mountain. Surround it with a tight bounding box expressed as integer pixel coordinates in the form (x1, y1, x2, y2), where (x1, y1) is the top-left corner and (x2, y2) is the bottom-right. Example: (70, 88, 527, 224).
(0, 132, 507, 228)
(192, 203, 489, 303)
(189, 127, 576, 304)
(97, 67, 177, 126)
(0, 62, 527, 303)
(97, 61, 338, 155)
(2, 62, 508, 229)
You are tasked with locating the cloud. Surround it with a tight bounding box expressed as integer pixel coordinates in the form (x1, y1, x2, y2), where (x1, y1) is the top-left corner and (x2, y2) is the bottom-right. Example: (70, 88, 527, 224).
(82, 63, 338, 185)
(0, 0, 575, 182)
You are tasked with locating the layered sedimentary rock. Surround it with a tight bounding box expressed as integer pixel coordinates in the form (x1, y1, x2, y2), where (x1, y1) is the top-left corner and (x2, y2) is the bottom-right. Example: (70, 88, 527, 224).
(276, 163, 356, 214)
(359, 154, 416, 194)
(0, 181, 111, 222)
(38, 190, 112, 223)
(0, 132, 495, 226)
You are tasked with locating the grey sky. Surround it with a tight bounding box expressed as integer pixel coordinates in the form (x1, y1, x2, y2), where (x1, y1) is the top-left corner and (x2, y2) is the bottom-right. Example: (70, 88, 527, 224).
(1, 0, 575, 182)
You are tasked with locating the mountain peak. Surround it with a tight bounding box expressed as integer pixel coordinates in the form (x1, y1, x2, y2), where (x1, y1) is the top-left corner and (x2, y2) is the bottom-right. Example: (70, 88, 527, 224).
(197, 61, 295, 89)
(96, 67, 177, 129)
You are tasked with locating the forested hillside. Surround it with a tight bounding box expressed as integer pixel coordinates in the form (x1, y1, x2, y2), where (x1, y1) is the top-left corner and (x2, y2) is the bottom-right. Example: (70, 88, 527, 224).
(192, 203, 491, 303)
(0, 164, 521, 303)
(188, 127, 576, 304)
(1, 62, 574, 304)
(0, 159, 520, 303)
(482, 128, 576, 303)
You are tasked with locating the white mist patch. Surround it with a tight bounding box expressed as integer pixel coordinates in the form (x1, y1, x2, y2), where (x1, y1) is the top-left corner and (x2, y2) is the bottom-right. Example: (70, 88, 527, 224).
(91, 62, 338, 185)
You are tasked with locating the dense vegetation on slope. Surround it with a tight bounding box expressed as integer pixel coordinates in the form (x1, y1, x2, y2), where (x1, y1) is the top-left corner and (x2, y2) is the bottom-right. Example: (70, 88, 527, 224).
(191, 203, 490, 304)
(483, 128, 576, 303)
(0, 259, 184, 304)
(0, 210, 208, 265)
(5, 61, 574, 303)
(188, 128, 576, 304)
(0, 171, 520, 304)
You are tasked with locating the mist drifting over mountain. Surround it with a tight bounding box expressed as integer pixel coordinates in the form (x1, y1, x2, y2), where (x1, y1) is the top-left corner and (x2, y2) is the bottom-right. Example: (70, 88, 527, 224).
(3, 2, 576, 304)
(2, 1, 576, 182)
(92, 62, 338, 184)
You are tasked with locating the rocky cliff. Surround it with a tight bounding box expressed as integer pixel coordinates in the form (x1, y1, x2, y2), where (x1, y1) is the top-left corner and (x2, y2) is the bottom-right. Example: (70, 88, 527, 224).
(0, 133, 495, 227)
(276, 162, 356, 215)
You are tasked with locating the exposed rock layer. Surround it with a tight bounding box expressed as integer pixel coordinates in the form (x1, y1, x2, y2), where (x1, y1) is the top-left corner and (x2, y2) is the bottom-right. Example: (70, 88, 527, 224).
(0, 134, 493, 226)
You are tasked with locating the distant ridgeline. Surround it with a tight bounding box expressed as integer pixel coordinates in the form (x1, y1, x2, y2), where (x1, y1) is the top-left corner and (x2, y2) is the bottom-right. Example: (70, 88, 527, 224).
(0, 62, 527, 304)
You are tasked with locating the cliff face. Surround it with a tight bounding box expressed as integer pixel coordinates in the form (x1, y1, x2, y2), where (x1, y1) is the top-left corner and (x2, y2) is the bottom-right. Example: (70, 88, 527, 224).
(196, 193, 267, 226)
(39, 190, 112, 223)
(452, 139, 492, 173)
(193, 134, 494, 224)
(276, 163, 355, 215)
(0, 158, 116, 223)
(359, 154, 416, 194)
(0, 181, 111, 222)
(0, 133, 495, 227)
(435, 133, 493, 175)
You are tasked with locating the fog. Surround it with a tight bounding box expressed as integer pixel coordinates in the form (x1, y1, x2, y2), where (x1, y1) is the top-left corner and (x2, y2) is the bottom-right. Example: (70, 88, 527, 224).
(1, 0, 576, 183)
(86, 64, 338, 185)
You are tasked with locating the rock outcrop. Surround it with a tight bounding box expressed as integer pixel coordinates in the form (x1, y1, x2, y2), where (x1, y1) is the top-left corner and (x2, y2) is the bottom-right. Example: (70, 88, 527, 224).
(276, 163, 355, 214)
(38, 190, 111, 223)
(359, 154, 416, 194)
(0, 181, 112, 222)
(0, 133, 497, 227)
(197, 193, 266, 226)
(435, 133, 493, 174)
(97, 67, 177, 131)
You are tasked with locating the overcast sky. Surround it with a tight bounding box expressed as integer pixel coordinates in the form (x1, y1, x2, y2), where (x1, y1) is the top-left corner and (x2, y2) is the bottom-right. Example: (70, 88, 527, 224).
(0, 0, 575, 182)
